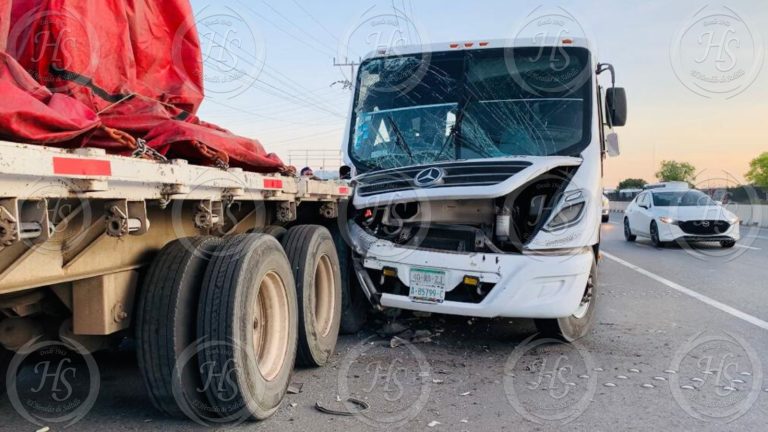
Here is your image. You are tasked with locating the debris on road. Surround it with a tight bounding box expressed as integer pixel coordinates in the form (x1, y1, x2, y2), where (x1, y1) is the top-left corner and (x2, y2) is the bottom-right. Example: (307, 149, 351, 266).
(288, 383, 304, 394)
(428, 420, 441, 427)
(314, 398, 369, 416)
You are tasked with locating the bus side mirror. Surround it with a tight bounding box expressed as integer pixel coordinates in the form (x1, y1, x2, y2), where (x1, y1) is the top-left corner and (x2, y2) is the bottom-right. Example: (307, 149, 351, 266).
(606, 87, 627, 127)
(606, 132, 620, 157)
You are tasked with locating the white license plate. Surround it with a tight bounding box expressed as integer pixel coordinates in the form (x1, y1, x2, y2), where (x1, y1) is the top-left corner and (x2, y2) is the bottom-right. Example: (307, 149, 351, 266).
(409, 268, 446, 304)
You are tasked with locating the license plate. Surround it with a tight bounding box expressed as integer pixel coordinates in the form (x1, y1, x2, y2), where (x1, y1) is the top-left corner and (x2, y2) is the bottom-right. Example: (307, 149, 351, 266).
(409, 268, 446, 304)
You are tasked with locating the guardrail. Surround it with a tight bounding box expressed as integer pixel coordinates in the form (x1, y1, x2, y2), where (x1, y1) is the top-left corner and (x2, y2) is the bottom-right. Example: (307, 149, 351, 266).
(608, 202, 768, 228)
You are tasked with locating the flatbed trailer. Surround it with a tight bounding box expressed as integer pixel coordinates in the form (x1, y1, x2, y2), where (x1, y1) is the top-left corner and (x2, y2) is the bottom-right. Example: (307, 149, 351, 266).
(0, 140, 352, 422)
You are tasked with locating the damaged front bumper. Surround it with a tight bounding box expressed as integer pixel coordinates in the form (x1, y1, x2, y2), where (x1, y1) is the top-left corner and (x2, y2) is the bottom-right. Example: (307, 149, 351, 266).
(348, 223, 593, 319)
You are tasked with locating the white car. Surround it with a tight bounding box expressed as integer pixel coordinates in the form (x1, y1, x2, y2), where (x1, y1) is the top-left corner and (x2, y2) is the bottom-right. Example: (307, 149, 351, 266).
(623, 187, 740, 248)
(602, 194, 611, 223)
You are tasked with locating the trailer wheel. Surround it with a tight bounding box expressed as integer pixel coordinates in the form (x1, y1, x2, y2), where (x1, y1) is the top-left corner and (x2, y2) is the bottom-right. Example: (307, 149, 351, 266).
(281, 225, 341, 367)
(136, 236, 222, 418)
(197, 234, 298, 421)
(534, 258, 597, 342)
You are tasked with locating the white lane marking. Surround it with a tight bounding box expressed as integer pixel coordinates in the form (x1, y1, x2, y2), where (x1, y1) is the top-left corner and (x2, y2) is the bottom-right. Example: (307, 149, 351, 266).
(735, 244, 761, 251)
(602, 251, 768, 331)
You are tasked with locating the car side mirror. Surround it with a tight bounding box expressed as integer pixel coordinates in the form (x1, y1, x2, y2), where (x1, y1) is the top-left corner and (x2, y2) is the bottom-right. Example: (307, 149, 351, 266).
(605, 132, 620, 157)
(606, 87, 627, 127)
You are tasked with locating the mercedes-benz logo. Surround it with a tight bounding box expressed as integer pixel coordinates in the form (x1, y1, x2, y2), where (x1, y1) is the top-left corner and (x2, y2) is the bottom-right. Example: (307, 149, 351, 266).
(414, 168, 445, 187)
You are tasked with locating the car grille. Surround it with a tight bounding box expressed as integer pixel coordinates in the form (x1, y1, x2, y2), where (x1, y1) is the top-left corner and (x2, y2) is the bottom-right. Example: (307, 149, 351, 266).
(356, 161, 532, 197)
(679, 220, 730, 235)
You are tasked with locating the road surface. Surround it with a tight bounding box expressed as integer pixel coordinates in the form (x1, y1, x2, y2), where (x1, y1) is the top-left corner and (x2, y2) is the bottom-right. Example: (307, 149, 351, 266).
(2, 220, 766, 431)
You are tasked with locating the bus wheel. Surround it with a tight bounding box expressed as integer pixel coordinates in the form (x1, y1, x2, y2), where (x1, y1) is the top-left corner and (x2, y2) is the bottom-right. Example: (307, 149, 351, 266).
(282, 226, 341, 367)
(136, 236, 222, 418)
(534, 258, 597, 342)
(197, 234, 298, 421)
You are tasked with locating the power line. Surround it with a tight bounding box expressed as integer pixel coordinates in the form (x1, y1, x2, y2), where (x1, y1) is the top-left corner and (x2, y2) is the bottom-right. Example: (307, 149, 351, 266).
(289, 0, 340, 44)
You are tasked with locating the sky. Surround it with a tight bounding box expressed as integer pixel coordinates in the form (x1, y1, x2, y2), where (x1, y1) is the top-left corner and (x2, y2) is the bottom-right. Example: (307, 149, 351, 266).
(189, 0, 767, 188)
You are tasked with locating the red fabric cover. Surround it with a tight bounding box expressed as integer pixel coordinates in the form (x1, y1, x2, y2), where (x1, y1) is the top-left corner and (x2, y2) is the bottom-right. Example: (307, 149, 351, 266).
(0, 0, 285, 172)
(0, 52, 100, 143)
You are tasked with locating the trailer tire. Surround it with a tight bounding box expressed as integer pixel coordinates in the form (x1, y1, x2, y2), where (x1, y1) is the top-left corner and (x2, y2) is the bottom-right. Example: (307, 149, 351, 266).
(281, 225, 341, 367)
(534, 258, 597, 342)
(198, 234, 298, 421)
(136, 236, 222, 418)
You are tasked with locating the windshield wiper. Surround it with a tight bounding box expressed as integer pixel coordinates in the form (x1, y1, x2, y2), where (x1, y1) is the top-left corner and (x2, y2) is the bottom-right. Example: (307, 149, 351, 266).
(385, 115, 415, 163)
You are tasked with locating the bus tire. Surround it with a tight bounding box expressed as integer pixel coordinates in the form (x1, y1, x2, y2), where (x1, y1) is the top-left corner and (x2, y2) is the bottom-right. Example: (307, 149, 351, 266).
(136, 236, 222, 418)
(281, 225, 341, 367)
(534, 258, 597, 342)
(197, 234, 298, 421)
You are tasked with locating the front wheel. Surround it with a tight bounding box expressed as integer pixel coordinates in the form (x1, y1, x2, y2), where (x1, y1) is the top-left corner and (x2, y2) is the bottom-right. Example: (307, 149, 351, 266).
(624, 218, 636, 242)
(650, 221, 664, 247)
(720, 240, 736, 248)
(534, 258, 597, 342)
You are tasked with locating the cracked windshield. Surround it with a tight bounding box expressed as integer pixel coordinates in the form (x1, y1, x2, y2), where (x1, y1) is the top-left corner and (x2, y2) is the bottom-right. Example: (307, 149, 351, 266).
(349, 47, 592, 173)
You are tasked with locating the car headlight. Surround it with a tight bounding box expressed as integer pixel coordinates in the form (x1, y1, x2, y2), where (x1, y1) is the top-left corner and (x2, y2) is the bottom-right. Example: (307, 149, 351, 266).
(727, 215, 740, 225)
(659, 216, 677, 225)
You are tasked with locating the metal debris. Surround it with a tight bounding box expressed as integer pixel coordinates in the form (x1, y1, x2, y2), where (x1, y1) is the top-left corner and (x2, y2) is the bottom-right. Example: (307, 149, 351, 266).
(314, 398, 369, 416)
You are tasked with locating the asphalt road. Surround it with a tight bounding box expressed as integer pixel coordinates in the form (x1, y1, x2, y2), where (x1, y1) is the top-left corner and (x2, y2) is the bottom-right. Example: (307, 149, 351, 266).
(2, 220, 767, 431)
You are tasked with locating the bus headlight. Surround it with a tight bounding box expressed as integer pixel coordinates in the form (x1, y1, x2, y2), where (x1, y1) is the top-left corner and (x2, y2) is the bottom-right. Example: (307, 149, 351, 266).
(545, 202, 585, 231)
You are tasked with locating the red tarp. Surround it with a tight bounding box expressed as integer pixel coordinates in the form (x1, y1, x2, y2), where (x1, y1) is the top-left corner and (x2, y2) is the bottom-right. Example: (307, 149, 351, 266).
(0, 0, 286, 173)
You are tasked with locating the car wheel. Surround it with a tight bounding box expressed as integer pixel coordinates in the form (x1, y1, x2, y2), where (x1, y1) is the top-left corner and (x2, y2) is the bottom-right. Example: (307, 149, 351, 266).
(535, 258, 597, 342)
(650, 221, 664, 247)
(623, 218, 636, 242)
(720, 240, 736, 249)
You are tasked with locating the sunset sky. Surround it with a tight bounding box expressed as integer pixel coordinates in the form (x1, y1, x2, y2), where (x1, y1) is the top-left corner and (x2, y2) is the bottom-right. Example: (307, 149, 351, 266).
(191, 0, 767, 188)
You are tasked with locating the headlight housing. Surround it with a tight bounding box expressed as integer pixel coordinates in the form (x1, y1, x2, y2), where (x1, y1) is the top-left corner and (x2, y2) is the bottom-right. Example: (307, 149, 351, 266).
(727, 215, 740, 225)
(659, 216, 677, 225)
(544, 190, 586, 231)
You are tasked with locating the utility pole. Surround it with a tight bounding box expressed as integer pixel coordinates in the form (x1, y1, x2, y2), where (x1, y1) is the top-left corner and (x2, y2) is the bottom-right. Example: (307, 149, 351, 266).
(332, 57, 361, 90)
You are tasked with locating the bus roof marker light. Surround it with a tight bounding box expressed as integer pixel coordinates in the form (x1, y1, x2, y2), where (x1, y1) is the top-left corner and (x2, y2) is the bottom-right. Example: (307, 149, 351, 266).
(464, 42, 474, 48)
(449, 43, 460, 49)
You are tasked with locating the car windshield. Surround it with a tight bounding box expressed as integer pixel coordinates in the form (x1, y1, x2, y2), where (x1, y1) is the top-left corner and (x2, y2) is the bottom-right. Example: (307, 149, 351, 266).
(652, 191, 718, 207)
(348, 47, 593, 173)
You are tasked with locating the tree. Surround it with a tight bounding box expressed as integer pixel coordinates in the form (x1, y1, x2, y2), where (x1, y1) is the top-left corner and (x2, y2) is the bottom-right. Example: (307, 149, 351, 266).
(655, 160, 697, 183)
(617, 178, 648, 190)
(745, 152, 768, 188)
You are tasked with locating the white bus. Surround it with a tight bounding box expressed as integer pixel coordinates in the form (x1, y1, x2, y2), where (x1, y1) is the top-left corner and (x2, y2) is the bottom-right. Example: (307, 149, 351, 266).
(341, 37, 627, 341)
